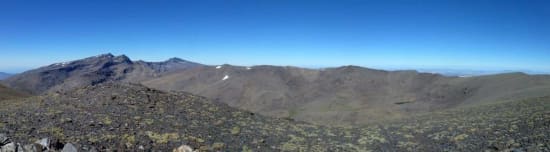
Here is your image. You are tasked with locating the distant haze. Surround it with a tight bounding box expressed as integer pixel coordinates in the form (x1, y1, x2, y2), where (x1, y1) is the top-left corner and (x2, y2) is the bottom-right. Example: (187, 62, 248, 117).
(0, 72, 12, 80)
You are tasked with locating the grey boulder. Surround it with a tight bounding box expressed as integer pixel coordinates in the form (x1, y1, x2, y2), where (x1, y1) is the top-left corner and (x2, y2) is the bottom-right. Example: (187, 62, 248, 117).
(61, 143, 78, 152)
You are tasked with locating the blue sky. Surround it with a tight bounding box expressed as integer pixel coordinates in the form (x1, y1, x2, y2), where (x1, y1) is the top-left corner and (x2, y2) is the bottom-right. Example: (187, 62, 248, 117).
(1, 0, 549, 73)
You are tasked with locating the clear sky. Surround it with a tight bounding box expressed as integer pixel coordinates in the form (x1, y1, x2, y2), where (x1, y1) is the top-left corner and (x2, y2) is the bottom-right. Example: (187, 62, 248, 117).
(1, 0, 549, 73)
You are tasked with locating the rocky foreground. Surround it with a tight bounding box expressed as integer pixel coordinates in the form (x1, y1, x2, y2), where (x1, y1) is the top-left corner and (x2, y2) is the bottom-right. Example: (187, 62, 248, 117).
(0, 83, 549, 151)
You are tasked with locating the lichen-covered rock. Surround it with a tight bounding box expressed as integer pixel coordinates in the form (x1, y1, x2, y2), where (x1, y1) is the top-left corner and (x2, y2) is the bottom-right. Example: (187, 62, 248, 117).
(212, 142, 225, 150)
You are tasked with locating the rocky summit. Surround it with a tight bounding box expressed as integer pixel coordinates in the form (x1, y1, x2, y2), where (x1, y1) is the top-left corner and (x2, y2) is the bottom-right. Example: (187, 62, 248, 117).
(1, 54, 203, 95)
(0, 82, 548, 151)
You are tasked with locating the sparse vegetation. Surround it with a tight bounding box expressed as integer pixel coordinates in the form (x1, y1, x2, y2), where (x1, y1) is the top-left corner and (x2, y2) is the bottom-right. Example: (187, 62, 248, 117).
(0, 83, 548, 151)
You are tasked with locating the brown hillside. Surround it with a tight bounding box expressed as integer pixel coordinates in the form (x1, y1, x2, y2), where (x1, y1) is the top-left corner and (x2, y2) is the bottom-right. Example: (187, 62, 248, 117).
(0, 84, 28, 100)
(143, 65, 550, 125)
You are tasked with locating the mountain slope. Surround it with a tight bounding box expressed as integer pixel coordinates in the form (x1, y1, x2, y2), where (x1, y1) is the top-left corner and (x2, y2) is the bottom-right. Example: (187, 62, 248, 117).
(4, 54, 550, 126)
(1, 54, 203, 94)
(0, 83, 363, 151)
(0, 83, 548, 151)
(143, 65, 550, 125)
(0, 84, 28, 100)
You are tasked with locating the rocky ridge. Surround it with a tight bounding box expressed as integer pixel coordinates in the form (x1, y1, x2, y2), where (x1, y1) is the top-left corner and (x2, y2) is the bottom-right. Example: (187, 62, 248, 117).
(1, 54, 203, 95)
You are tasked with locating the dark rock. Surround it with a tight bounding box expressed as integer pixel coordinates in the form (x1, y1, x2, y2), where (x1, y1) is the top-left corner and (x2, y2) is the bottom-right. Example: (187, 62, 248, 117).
(51, 139, 65, 150)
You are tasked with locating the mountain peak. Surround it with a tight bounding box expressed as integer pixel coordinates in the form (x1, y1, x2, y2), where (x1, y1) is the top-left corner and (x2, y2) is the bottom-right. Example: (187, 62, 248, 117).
(114, 54, 132, 63)
(166, 57, 186, 63)
(95, 53, 115, 58)
(81, 53, 131, 64)
(80, 53, 115, 61)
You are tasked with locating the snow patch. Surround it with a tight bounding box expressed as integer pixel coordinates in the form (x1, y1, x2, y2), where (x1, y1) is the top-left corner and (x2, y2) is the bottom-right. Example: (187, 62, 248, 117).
(216, 65, 222, 69)
(53, 62, 69, 67)
(222, 75, 229, 81)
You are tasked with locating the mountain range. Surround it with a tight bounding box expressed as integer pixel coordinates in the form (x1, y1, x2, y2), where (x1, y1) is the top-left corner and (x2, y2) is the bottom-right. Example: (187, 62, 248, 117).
(1, 54, 202, 94)
(0, 53, 549, 151)
(2, 54, 550, 126)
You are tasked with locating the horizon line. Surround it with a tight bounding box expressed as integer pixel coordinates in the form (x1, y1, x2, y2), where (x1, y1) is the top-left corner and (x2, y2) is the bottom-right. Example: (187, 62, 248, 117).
(1, 53, 549, 76)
